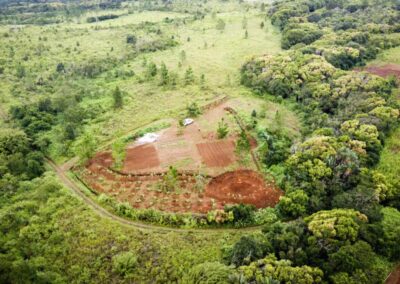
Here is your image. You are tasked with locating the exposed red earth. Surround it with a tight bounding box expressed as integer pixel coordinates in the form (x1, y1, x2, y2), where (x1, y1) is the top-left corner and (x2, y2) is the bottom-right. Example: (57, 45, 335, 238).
(78, 98, 283, 215)
(363, 64, 400, 80)
(386, 265, 400, 284)
(205, 170, 282, 209)
(80, 163, 281, 213)
(196, 140, 236, 167)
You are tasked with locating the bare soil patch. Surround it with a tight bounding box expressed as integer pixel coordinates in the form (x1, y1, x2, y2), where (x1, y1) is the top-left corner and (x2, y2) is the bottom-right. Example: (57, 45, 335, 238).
(205, 170, 282, 209)
(78, 98, 281, 215)
(364, 64, 400, 80)
(123, 144, 160, 172)
(196, 140, 236, 167)
(78, 166, 282, 214)
(386, 265, 400, 284)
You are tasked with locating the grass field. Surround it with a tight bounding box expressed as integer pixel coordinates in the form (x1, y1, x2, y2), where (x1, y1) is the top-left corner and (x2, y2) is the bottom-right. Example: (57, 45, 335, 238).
(0, 2, 289, 162)
(368, 46, 400, 66)
(372, 47, 400, 197)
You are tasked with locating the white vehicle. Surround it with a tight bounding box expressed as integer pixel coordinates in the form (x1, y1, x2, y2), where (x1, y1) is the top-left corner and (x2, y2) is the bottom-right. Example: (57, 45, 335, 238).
(183, 118, 194, 126)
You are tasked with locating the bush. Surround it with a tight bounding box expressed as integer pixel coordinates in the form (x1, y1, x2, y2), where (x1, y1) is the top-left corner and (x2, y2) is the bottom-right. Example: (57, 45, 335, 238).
(224, 204, 255, 224)
(87, 14, 119, 23)
(281, 24, 323, 49)
(187, 102, 201, 117)
(228, 236, 265, 266)
(183, 262, 232, 284)
(126, 34, 137, 45)
(112, 252, 137, 277)
(217, 118, 229, 139)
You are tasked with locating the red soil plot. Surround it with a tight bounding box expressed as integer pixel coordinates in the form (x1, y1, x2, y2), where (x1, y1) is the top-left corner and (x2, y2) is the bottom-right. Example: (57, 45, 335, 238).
(123, 144, 160, 172)
(204, 170, 283, 209)
(364, 64, 400, 80)
(196, 140, 236, 167)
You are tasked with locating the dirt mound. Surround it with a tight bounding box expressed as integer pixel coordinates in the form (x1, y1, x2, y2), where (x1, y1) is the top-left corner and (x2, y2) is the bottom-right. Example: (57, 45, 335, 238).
(123, 144, 160, 172)
(204, 170, 282, 208)
(196, 140, 236, 167)
(365, 64, 400, 79)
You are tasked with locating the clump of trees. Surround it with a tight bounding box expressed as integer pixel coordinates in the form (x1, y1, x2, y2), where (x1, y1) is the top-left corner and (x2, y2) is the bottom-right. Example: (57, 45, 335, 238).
(87, 14, 119, 23)
(208, 0, 400, 283)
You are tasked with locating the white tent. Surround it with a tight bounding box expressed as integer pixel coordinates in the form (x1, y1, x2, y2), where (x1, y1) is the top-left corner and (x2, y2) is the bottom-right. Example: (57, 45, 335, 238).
(137, 133, 159, 145)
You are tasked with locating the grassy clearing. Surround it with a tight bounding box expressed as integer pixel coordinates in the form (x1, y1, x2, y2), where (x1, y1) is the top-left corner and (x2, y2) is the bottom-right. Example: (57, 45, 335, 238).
(0, 2, 287, 162)
(367, 46, 400, 66)
(377, 127, 400, 186)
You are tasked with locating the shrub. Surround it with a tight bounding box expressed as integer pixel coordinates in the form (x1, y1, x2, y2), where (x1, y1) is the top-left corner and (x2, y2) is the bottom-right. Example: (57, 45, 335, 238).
(126, 34, 137, 45)
(217, 118, 229, 139)
(281, 23, 323, 49)
(224, 204, 255, 224)
(187, 102, 201, 117)
(183, 262, 232, 284)
(112, 252, 137, 277)
(228, 236, 264, 266)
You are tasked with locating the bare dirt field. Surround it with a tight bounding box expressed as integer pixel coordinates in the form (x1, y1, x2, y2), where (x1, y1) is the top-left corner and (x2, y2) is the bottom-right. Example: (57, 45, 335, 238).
(205, 170, 282, 208)
(123, 144, 160, 172)
(79, 164, 281, 213)
(196, 140, 236, 167)
(364, 64, 400, 80)
(92, 98, 252, 176)
(78, 97, 283, 214)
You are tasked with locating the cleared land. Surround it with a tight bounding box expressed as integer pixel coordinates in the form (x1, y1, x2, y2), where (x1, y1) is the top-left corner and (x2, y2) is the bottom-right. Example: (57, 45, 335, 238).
(78, 97, 286, 213)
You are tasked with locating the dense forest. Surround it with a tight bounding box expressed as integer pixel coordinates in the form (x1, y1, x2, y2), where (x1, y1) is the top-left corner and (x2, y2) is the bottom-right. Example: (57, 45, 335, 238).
(0, 0, 399, 283)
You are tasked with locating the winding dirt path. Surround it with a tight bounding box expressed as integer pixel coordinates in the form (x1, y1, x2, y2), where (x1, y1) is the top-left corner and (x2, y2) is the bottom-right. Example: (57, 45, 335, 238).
(45, 158, 263, 233)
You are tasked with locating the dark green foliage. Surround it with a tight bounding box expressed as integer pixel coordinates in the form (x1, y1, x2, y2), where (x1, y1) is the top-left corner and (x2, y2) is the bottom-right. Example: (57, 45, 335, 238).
(236, 131, 250, 152)
(87, 14, 119, 23)
(232, 2, 400, 282)
(126, 34, 137, 45)
(0, 128, 44, 180)
(217, 118, 229, 139)
(56, 62, 65, 73)
(145, 62, 157, 78)
(112, 87, 123, 109)
(184, 66, 195, 85)
(159, 62, 169, 85)
(281, 23, 323, 49)
(262, 220, 308, 266)
(224, 204, 256, 224)
(227, 236, 265, 266)
(187, 102, 201, 117)
(135, 37, 177, 53)
(258, 129, 291, 166)
(328, 241, 376, 274)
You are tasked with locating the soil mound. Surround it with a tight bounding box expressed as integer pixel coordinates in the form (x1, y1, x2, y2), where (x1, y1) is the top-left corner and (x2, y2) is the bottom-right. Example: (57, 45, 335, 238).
(204, 170, 282, 208)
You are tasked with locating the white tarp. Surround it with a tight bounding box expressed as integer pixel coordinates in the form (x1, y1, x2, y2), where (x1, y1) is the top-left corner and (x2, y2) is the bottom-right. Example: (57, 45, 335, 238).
(136, 133, 159, 145)
(183, 118, 194, 126)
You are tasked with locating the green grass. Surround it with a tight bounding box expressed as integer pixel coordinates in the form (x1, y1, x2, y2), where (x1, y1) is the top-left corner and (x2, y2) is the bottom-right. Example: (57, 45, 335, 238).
(367, 46, 400, 66)
(377, 127, 400, 186)
(371, 45, 400, 188)
(0, 2, 289, 162)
